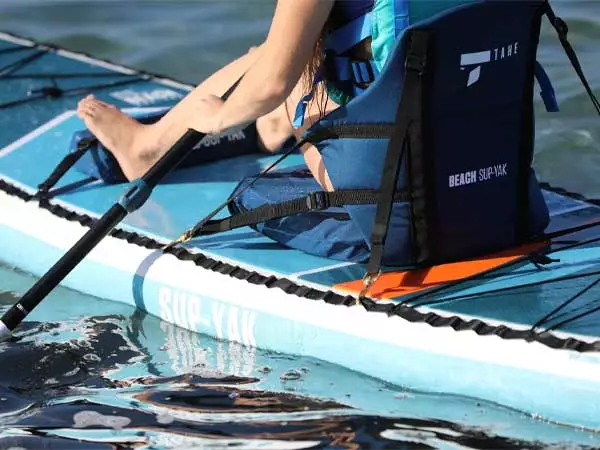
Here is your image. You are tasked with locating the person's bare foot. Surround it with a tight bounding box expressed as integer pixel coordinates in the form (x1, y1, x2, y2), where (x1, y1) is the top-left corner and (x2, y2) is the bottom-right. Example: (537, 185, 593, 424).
(77, 95, 159, 180)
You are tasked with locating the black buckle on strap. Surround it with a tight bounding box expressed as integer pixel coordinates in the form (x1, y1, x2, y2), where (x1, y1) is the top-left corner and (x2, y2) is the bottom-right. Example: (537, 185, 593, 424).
(405, 53, 426, 74)
(306, 191, 330, 211)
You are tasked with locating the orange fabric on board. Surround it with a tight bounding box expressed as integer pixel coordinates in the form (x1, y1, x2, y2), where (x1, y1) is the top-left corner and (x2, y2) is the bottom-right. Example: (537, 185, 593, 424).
(335, 243, 547, 300)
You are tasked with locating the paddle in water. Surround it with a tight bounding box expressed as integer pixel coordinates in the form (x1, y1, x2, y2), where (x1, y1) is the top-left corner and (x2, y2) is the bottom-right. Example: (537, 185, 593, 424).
(0, 129, 207, 337)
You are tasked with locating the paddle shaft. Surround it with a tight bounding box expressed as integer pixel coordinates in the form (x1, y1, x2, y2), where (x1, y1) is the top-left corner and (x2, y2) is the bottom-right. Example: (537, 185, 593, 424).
(0, 129, 203, 337)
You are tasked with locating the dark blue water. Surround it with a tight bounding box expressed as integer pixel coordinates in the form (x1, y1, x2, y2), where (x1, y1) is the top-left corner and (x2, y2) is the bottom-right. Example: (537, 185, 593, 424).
(1, 1, 600, 448)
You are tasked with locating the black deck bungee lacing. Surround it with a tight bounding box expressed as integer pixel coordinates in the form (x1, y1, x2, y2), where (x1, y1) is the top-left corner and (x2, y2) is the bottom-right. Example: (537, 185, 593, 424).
(0, 49, 46, 77)
(0, 45, 34, 55)
(2, 30, 600, 353)
(0, 75, 148, 110)
(2, 176, 600, 353)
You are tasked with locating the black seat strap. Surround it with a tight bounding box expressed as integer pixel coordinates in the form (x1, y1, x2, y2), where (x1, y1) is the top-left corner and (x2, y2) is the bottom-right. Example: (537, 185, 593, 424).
(365, 30, 429, 275)
(34, 138, 96, 200)
(189, 189, 410, 238)
(544, 3, 600, 115)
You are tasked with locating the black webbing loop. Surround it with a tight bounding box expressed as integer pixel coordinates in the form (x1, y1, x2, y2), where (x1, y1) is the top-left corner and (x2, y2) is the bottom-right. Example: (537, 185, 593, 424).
(544, 3, 600, 115)
(27, 86, 63, 99)
(365, 30, 429, 275)
(0, 76, 147, 110)
(190, 189, 410, 238)
(0, 46, 32, 56)
(304, 123, 395, 143)
(34, 139, 95, 200)
(0, 49, 45, 78)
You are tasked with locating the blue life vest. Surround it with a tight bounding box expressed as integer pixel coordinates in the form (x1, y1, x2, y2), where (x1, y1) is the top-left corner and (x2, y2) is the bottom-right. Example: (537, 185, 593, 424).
(232, 0, 564, 267)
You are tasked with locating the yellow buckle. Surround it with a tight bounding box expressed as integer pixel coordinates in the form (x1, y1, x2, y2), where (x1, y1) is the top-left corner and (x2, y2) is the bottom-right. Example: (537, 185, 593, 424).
(357, 270, 381, 304)
(162, 229, 193, 251)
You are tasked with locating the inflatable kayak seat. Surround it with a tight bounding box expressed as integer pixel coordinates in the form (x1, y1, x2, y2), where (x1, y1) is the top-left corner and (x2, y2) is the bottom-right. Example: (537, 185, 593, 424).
(230, 0, 556, 268)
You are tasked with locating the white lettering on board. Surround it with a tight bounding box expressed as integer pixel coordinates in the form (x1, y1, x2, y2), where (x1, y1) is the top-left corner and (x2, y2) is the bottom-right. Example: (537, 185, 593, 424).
(212, 303, 226, 340)
(195, 130, 247, 149)
(110, 88, 184, 106)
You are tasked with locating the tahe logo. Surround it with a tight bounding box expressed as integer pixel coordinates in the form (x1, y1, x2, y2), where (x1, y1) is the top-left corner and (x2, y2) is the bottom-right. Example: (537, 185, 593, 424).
(460, 42, 519, 86)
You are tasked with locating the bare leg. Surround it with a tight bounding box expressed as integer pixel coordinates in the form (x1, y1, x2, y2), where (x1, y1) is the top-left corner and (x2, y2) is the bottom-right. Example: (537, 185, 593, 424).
(255, 101, 296, 153)
(77, 44, 337, 188)
(78, 45, 274, 180)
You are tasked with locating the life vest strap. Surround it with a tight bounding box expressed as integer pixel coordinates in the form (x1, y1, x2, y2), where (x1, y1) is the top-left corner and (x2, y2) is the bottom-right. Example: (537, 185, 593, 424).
(325, 56, 379, 90)
(292, 72, 323, 129)
(293, 55, 379, 129)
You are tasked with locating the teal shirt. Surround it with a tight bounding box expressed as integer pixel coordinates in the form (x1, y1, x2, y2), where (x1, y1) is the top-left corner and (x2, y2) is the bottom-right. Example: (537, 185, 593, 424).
(327, 0, 477, 106)
(411, 0, 476, 23)
(372, 0, 477, 72)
